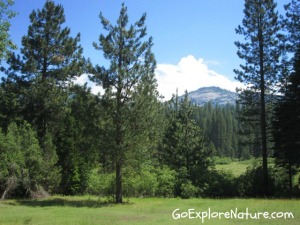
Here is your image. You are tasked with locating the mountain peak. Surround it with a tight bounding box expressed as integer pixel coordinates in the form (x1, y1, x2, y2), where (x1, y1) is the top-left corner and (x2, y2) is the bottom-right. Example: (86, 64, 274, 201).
(183, 86, 237, 106)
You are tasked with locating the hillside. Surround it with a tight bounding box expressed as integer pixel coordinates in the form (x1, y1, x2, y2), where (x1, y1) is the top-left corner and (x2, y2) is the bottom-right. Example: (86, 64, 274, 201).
(184, 86, 238, 106)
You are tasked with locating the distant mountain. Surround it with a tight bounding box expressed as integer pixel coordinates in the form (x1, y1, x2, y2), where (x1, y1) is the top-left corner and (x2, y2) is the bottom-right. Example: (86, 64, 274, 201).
(182, 86, 238, 106)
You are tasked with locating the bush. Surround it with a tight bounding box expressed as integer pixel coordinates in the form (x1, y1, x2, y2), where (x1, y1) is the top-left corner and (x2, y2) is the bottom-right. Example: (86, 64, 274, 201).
(88, 165, 176, 198)
(155, 166, 177, 197)
(180, 181, 199, 199)
(122, 167, 139, 197)
(123, 165, 158, 197)
(86, 168, 115, 197)
(272, 166, 291, 197)
(204, 170, 237, 197)
(124, 165, 178, 198)
(236, 162, 275, 197)
(138, 167, 158, 197)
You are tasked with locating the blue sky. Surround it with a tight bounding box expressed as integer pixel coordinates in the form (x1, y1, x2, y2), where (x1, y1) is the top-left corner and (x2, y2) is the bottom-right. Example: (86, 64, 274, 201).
(9, 0, 290, 99)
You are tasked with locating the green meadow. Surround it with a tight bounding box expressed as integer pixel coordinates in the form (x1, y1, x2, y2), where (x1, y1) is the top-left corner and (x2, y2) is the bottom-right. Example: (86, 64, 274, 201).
(214, 159, 255, 177)
(0, 196, 299, 225)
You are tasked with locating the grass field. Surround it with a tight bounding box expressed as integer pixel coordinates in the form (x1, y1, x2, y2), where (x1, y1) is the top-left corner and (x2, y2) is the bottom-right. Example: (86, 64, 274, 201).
(215, 159, 254, 177)
(0, 196, 299, 225)
(214, 158, 300, 184)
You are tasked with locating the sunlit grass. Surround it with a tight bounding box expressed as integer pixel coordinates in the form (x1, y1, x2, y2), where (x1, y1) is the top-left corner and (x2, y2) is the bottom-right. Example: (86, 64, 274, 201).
(0, 196, 299, 225)
(215, 159, 254, 177)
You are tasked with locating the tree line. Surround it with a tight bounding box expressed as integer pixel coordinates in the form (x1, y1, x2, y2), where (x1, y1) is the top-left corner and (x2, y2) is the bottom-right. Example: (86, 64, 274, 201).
(0, 0, 299, 202)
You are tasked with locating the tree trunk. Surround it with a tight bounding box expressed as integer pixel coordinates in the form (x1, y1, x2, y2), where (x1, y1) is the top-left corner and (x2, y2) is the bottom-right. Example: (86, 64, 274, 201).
(258, 16, 269, 197)
(115, 159, 123, 203)
(260, 83, 269, 197)
(115, 84, 123, 204)
(1, 189, 8, 200)
(1, 176, 17, 200)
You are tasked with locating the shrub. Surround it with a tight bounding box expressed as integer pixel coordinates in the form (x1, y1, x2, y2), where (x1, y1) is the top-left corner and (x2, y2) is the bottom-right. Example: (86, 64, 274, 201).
(138, 167, 158, 197)
(236, 162, 275, 197)
(204, 170, 237, 197)
(123, 165, 158, 197)
(155, 166, 177, 197)
(122, 167, 138, 197)
(272, 166, 291, 197)
(86, 168, 115, 197)
(180, 181, 199, 199)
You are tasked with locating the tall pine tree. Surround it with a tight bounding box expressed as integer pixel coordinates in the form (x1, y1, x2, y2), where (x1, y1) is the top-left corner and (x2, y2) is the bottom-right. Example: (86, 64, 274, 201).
(3, 0, 85, 141)
(277, 0, 300, 94)
(282, 0, 300, 57)
(92, 3, 160, 203)
(234, 0, 281, 196)
(1, 0, 84, 195)
(273, 45, 300, 194)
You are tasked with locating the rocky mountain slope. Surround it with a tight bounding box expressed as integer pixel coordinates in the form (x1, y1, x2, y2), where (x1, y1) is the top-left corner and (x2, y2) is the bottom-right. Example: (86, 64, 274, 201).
(183, 86, 238, 106)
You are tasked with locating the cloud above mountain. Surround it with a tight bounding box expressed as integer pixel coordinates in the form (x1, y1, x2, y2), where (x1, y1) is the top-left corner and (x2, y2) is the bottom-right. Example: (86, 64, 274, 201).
(156, 55, 244, 100)
(75, 55, 244, 100)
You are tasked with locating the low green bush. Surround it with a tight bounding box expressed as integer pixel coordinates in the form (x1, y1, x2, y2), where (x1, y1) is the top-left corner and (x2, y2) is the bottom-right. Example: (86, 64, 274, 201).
(180, 181, 199, 199)
(86, 168, 115, 197)
(123, 165, 158, 197)
(236, 162, 275, 197)
(204, 170, 237, 197)
(155, 166, 177, 197)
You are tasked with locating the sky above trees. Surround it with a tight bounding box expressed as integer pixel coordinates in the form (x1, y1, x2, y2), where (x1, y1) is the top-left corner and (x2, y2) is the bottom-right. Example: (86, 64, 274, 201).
(9, 0, 289, 99)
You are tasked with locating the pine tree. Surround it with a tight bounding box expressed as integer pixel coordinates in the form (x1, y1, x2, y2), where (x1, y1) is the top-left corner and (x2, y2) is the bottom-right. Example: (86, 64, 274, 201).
(0, 123, 23, 199)
(217, 109, 226, 156)
(0, 81, 22, 131)
(3, 0, 85, 141)
(41, 131, 61, 193)
(160, 92, 211, 196)
(18, 122, 44, 197)
(224, 106, 234, 157)
(56, 84, 102, 195)
(236, 90, 261, 158)
(1, 1, 87, 196)
(0, 122, 45, 198)
(282, 0, 300, 56)
(273, 45, 300, 194)
(234, 0, 281, 196)
(17, 0, 83, 82)
(277, 0, 300, 94)
(92, 3, 160, 203)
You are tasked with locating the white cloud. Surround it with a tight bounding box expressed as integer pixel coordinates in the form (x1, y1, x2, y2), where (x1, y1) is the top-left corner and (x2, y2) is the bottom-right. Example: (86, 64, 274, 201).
(73, 74, 104, 95)
(74, 55, 244, 100)
(156, 55, 244, 100)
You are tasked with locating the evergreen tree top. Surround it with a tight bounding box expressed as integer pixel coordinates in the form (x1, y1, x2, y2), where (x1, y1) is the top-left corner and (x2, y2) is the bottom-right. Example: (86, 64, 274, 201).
(92, 3, 156, 97)
(7, 0, 84, 82)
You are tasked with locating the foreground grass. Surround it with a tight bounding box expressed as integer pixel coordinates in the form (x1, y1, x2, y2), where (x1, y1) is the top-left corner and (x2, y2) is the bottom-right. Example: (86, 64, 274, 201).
(0, 196, 299, 225)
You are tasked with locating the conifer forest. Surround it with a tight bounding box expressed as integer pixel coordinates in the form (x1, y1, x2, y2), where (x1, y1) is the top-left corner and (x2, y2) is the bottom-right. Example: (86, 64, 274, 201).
(0, 0, 299, 203)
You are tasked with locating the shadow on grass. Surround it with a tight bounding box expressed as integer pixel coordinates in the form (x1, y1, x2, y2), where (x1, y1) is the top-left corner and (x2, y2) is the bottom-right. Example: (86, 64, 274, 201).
(6, 197, 133, 208)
